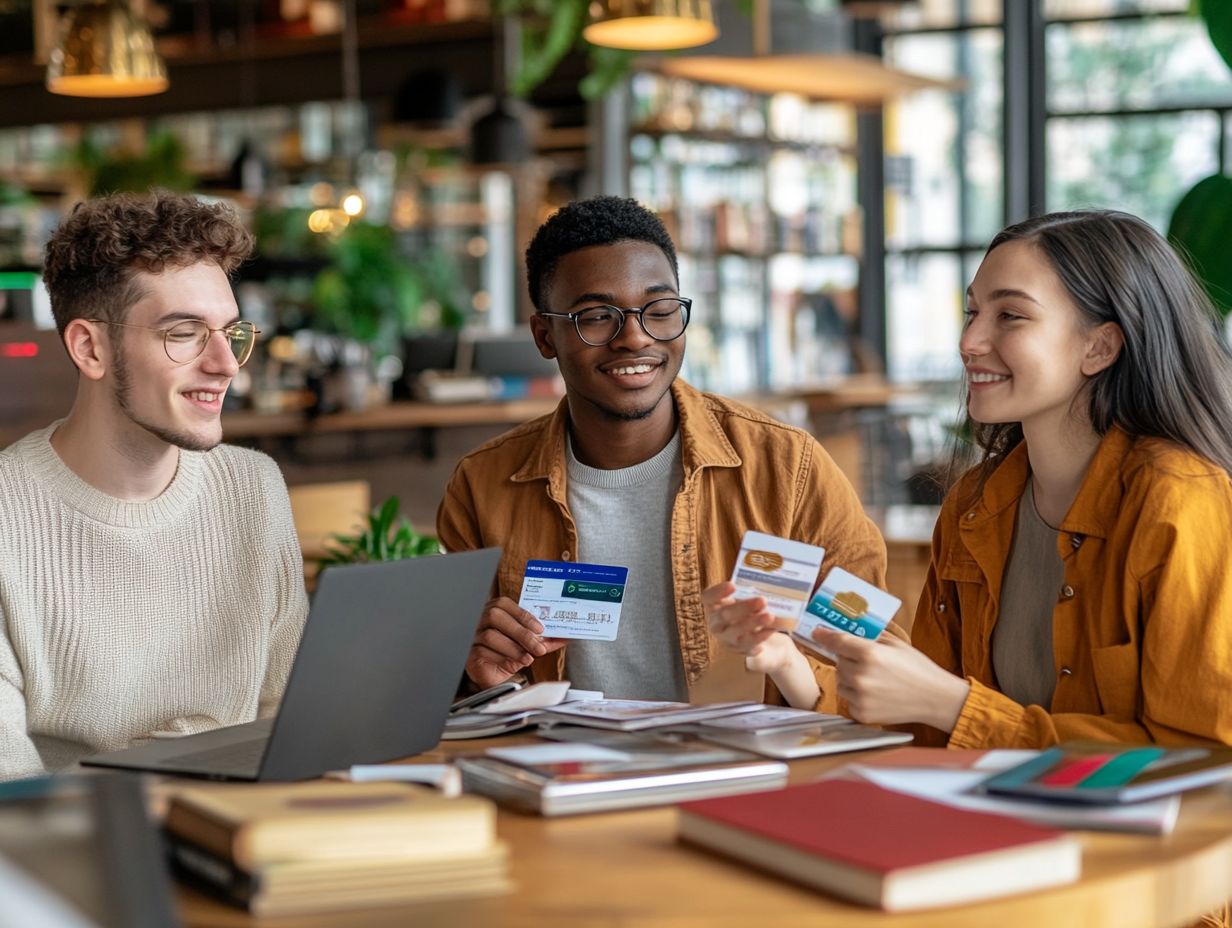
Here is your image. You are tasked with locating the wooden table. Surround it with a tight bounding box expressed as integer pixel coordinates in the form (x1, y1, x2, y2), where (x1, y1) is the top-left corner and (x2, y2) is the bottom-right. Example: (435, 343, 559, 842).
(177, 743, 1232, 928)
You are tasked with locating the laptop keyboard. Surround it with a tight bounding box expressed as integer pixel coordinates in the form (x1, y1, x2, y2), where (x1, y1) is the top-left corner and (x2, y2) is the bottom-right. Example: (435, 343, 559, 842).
(160, 738, 267, 776)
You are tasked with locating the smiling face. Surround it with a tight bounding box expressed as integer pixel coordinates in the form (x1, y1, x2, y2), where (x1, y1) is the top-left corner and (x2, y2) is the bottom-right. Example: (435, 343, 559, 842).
(530, 240, 685, 425)
(105, 262, 241, 452)
(960, 240, 1121, 432)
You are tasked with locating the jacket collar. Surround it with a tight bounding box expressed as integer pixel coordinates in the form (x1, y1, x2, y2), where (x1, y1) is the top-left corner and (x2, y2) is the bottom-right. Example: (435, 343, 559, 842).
(972, 425, 1134, 541)
(510, 379, 741, 485)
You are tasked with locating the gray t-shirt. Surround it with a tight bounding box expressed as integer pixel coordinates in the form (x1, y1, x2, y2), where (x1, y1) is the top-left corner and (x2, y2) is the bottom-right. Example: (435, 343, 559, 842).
(991, 481, 1065, 708)
(563, 431, 687, 701)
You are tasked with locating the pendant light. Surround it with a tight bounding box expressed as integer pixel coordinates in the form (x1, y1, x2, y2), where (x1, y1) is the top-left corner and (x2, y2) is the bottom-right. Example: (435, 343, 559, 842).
(583, 0, 718, 51)
(46, 0, 168, 98)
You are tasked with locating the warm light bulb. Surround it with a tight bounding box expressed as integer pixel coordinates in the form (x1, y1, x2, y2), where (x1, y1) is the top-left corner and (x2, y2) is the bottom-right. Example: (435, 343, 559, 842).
(582, 1, 718, 51)
(308, 208, 350, 234)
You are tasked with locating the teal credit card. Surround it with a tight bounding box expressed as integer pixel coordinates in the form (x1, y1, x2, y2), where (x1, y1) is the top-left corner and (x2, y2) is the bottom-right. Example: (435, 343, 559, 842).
(794, 567, 901, 658)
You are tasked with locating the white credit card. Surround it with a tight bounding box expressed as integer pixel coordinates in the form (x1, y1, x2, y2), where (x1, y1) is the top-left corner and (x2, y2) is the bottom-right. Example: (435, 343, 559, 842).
(794, 567, 901, 659)
(728, 531, 825, 628)
(518, 560, 628, 641)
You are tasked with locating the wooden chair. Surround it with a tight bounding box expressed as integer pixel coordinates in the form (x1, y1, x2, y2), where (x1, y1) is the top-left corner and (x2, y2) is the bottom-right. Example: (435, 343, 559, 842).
(286, 480, 371, 587)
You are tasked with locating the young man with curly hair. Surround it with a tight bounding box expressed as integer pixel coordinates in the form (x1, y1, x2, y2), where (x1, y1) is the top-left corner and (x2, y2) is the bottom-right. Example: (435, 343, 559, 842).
(0, 192, 307, 780)
(438, 196, 886, 707)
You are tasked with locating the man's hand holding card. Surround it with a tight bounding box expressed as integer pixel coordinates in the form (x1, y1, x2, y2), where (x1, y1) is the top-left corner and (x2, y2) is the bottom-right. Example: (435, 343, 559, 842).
(517, 560, 629, 641)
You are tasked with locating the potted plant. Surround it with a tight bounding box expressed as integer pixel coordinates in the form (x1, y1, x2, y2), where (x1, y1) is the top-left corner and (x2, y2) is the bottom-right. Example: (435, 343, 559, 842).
(318, 496, 442, 568)
(312, 222, 425, 409)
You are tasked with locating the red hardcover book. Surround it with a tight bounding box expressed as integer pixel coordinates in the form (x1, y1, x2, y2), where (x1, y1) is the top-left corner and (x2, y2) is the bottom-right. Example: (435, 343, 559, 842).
(677, 780, 1081, 911)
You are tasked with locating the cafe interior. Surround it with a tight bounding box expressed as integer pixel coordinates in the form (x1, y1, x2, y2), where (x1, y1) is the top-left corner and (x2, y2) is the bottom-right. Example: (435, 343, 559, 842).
(2, 0, 1229, 600)
(1, 0, 1231, 924)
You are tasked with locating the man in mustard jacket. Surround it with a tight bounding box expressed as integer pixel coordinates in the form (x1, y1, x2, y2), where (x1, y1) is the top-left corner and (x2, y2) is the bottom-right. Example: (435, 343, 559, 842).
(437, 196, 886, 707)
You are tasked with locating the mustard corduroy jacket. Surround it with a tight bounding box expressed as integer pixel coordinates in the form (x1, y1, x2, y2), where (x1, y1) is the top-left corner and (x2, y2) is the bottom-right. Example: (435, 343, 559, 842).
(911, 427, 1232, 749)
(436, 379, 887, 707)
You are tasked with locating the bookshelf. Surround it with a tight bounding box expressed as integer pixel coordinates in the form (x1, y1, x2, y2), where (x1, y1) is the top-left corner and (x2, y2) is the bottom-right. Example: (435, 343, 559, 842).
(627, 71, 863, 396)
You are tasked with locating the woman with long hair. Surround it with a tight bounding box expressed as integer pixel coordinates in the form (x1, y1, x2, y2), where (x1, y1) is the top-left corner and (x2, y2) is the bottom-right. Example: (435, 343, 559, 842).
(706, 209, 1232, 748)
(813, 209, 1232, 744)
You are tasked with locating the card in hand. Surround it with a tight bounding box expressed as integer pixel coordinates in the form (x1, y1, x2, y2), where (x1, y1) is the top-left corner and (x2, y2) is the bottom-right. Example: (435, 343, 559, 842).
(728, 530, 825, 629)
(794, 566, 901, 659)
(518, 560, 628, 641)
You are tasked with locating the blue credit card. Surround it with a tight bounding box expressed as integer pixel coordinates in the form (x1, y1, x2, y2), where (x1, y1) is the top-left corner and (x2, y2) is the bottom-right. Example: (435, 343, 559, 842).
(518, 560, 629, 641)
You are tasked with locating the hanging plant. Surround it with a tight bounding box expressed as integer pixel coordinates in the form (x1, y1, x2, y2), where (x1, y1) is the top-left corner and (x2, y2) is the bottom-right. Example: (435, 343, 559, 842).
(495, 0, 635, 101)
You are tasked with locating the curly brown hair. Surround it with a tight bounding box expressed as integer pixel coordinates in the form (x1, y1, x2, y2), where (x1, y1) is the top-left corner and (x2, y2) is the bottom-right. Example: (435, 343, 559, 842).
(42, 191, 254, 338)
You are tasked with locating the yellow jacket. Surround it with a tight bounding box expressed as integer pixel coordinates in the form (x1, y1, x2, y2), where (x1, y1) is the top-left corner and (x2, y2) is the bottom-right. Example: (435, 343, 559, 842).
(436, 379, 887, 707)
(912, 427, 1232, 748)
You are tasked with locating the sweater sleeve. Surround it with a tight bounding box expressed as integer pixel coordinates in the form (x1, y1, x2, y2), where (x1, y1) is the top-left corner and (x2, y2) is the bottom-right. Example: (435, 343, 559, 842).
(257, 465, 309, 718)
(0, 603, 45, 780)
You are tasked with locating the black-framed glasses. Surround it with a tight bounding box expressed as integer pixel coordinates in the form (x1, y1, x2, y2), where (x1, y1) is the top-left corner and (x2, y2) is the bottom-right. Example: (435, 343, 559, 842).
(88, 319, 261, 366)
(538, 297, 692, 347)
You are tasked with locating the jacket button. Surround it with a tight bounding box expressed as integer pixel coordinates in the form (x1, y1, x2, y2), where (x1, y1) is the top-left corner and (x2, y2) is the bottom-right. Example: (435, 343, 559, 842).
(964, 511, 977, 522)
(561, 551, 571, 560)
(1059, 666, 1073, 677)
(1071, 535, 1084, 550)
(936, 602, 947, 613)
(1059, 584, 1075, 600)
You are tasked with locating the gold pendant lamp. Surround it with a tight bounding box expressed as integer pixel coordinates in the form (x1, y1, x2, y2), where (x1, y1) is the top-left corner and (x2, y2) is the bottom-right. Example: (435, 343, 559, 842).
(46, 0, 169, 98)
(582, 0, 719, 51)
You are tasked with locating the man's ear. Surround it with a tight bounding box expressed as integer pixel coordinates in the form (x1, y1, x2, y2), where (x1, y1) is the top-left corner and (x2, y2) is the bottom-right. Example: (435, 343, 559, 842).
(1082, 321, 1124, 377)
(529, 313, 557, 360)
(62, 319, 109, 381)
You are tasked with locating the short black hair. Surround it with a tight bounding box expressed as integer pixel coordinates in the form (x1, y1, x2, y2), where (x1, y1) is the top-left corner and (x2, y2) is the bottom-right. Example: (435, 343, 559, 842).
(524, 196, 678, 311)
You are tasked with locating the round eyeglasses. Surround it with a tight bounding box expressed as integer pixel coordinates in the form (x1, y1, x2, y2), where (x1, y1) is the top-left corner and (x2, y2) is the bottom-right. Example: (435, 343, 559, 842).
(538, 297, 691, 347)
(88, 319, 261, 367)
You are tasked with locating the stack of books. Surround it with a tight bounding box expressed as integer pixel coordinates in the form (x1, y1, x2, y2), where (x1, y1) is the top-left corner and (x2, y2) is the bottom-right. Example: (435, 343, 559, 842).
(164, 781, 509, 916)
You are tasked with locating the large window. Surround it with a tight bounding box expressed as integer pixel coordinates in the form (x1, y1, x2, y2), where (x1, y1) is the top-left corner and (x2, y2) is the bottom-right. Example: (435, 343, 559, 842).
(1045, 6, 1232, 227)
(883, 5, 1003, 382)
(880, 0, 1232, 383)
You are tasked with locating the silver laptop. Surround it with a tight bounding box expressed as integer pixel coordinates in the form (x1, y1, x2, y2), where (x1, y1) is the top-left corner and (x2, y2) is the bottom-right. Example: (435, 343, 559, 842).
(82, 548, 500, 781)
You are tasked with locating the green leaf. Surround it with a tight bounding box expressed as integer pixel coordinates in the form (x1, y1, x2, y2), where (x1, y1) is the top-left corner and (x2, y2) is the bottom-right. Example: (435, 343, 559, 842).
(377, 496, 399, 532)
(314, 496, 442, 569)
(511, 0, 586, 97)
(1168, 173, 1232, 318)
(1199, 0, 1232, 72)
(579, 46, 636, 100)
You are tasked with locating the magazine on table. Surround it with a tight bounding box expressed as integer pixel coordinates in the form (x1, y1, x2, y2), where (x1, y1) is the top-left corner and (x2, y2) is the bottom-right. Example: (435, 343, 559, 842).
(455, 732, 787, 816)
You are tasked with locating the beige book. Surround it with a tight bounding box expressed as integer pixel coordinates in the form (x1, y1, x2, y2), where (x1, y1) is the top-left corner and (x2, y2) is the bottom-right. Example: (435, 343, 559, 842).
(164, 780, 495, 870)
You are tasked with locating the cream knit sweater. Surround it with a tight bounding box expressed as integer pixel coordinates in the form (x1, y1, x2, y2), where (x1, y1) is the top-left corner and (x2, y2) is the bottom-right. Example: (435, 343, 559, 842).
(0, 423, 309, 780)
